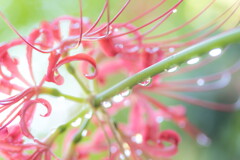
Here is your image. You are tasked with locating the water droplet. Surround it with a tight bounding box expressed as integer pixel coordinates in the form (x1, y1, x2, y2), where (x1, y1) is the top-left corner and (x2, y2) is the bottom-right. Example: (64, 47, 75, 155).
(81, 129, 88, 137)
(135, 149, 143, 156)
(196, 133, 211, 146)
(71, 118, 82, 127)
(121, 89, 131, 97)
(156, 116, 164, 123)
(112, 94, 124, 103)
(119, 154, 125, 160)
(55, 49, 62, 54)
(114, 28, 119, 32)
(131, 133, 143, 144)
(124, 149, 131, 157)
(84, 64, 97, 79)
(172, 9, 178, 13)
(169, 47, 175, 53)
(110, 146, 118, 153)
(145, 47, 159, 54)
(139, 77, 152, 86)
(115, 43, 124, 49)
(123, 142, 130, 149)
(84, 111, 93, 119)
(128, 46, 139, 53)
(102, 101, 112, 108)
(196, 78, 205, 86)
(209, 48, 222, 57)
(187, 57, 200, 65)
(167, 66, 178, 73)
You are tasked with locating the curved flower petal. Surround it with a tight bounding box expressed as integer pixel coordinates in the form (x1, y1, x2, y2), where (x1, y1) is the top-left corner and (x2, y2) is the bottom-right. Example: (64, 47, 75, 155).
(55, 53, 97, 79)
(20, 98, 52, 139)
(141, 130, 180, 157)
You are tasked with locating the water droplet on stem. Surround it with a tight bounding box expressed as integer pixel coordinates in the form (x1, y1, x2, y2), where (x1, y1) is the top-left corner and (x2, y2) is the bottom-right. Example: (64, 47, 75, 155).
(112, 94, 124, 103)
(102, 101, 112, 108)
(71, 118, 82, 127)
(121, 89, 131, 97)
(139, 77, 152, 86)
(196, 78, 205, 86)
(209, 48, 222, 57)
(167, 66, 178, 72)
(196, 133, 211, 146)
(187, 57, 200, 65)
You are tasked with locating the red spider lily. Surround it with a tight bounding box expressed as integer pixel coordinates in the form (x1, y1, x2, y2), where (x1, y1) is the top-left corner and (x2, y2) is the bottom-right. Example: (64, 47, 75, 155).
(71, 97, 182, 159)
(0, 0, 239, 159)
(0, 124, 59, 160)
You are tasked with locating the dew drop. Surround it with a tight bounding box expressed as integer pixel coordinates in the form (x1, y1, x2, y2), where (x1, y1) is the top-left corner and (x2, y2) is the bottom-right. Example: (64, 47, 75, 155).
(168, 47, 175, 53)
(115, 43, 124, 49)
(167, 66, 178, 73)
(139, 77, 152, 86)
(121, 89, 131, 97)
(131, 133, 143, 144)
(102, 101, 112, 108)
(209, 48, 222, 57)
(187, 57, 200, 65)
(55, 49, 62, 54)
(128, 46, 139, 53)
(196, 78, 205, 86)
(112, 94, 124, 103)
(196, 133, 211, 146)
(123, 142, 130, 149)
(84, 64, 97, 79)
(71, 118, 82, 127)
(84, 111, 93, 119)
(135, 149, 143, 156)
(172, 9, 178, 13)
(114, 28, 119, 32)
(110, 146, 118, 153)
(145, 47, 159, 54)
(119, 154, 125, 160)
(81, 129, 88, 137)
(156, 116, 164, 123)
(124, 149, 131, 157)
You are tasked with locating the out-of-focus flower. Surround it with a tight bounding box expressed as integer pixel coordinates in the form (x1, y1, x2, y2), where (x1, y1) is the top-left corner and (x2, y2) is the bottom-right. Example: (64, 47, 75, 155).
(0, 0, 239, 159)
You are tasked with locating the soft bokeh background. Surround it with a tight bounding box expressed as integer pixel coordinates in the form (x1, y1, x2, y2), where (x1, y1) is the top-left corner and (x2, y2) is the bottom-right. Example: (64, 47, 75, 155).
(0, 0, 240, 159)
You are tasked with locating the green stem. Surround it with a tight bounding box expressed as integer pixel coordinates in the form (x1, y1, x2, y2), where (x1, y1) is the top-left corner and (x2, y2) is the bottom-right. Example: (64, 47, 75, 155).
(64, 118, 90, 160)
(66, 63, 91, 94)
(40, 87, 86, 103)
(93, 27, 240, 107)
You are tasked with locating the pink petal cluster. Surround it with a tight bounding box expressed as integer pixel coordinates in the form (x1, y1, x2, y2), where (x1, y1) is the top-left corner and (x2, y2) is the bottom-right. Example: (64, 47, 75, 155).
(0, 0, 239, 159)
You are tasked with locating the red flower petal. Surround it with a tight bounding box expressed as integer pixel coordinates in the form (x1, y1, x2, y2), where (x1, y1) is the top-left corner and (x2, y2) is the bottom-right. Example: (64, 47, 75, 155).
(20, 98, 52, 139)
(55, 53, 97, 80)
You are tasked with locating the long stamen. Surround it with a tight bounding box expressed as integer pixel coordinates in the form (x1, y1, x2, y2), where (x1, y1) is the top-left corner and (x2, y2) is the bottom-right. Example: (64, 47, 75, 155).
(0, 11, 52, 53)
(95, 111, 113, 159)
(151, 0, 240, 48)
(158, 90, 237, 111)
(74, 0, 83, 49)
(119, 0, 167, 27)
(143, 0, 239, 48)
(136, 11, 173, 39)
(160, 1, 240, 48)
(107, 0, 183, 39)
(144, 0, 217, 40)
(84, 0, 109, 35)
(85, 0, 131, 37)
